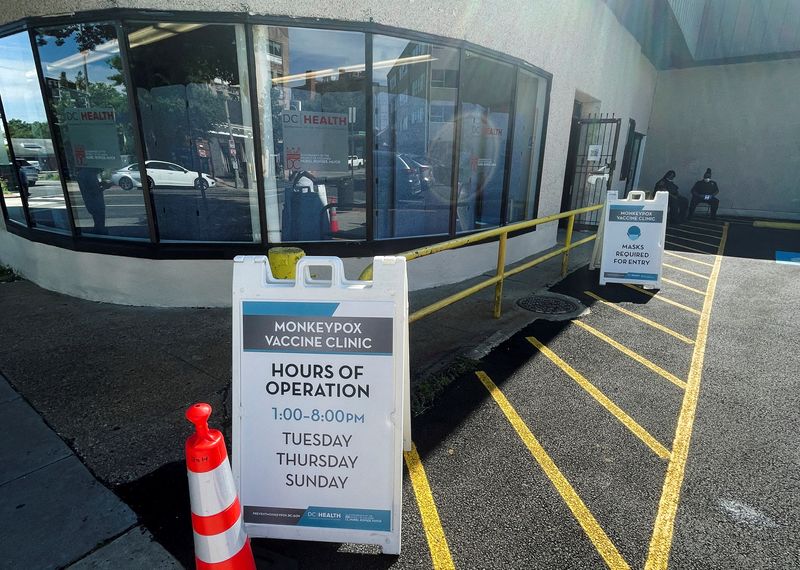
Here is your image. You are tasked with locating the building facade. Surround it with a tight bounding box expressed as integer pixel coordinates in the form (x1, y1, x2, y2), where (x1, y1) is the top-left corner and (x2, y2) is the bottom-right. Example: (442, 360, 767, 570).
(0, 1, 660, 306)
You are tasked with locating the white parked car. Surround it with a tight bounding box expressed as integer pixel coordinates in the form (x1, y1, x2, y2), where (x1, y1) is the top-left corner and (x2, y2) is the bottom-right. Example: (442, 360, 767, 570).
(112, 161, 216, 190)
(347, 155, 364, 168)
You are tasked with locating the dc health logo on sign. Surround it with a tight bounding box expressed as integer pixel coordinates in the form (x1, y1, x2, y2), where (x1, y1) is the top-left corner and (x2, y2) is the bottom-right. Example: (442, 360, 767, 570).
(627, 226, 641, 241)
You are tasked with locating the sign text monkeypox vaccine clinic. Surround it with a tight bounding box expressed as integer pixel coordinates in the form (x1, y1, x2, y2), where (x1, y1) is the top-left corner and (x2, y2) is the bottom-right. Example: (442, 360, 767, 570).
(233, 256, 406, 554)
(600, 190, 668, 287)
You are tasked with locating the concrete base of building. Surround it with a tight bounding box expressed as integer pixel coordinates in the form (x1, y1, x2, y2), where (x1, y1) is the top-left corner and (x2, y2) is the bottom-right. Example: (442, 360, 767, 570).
(0, 222, 558, 307)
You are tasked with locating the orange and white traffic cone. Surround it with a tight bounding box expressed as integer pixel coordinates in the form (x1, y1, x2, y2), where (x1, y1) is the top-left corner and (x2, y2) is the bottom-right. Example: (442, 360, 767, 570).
(328, 196, 340, 234)
(185, 403, 255, 570)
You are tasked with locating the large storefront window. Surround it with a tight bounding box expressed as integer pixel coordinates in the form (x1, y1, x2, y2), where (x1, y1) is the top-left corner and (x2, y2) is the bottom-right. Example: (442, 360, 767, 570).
(372, 36, 458, 239)
(0, 31, 69, 232)
(254, 26, 366, 242)
(507, 68, 547, 223)
(126, 22, 259, 242)
(35, 23, 150, 239)
(0, 110, 26, 225)
(456, 52, 515, 232)
(0, 17, 551, 251)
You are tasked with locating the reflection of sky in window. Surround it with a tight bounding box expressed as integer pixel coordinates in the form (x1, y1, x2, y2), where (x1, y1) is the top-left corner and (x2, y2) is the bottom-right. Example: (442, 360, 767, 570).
(0, 32, 48, 123)
(285, 28, 364, 76)
(372, 36, 411, 84)
(37, 32, 120, 87)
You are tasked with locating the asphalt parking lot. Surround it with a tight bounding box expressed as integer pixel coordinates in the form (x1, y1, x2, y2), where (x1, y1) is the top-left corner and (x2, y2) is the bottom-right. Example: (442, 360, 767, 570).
(383, 218, 799, 569)
(2, 217, 798, 569)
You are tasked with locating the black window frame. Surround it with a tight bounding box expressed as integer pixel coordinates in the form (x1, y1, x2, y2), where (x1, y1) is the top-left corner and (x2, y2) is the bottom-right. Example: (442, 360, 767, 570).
(0, 8, 552, 260)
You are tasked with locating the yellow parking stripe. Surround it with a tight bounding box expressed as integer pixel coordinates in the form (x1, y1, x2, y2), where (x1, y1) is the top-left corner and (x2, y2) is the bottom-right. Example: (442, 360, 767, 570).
(404, 444, 455, 570)
(662, 278, 706, 296)
(684, 219, 723, 230)
(475, 371, 631, 570)
(664, 251, 714, 268)
(527, 337, 671, 459)
(645, 223, 728, 569)
(584, 291, 695, 345)
(663, 263, 710, 280)
(681, 223, 722, 234)
(665, 234, 719, 248)
(572, 320, 687, 390)
(665, 241, 716, 254)
(667, 227, 723, 240)
(623, 284, 702, 316)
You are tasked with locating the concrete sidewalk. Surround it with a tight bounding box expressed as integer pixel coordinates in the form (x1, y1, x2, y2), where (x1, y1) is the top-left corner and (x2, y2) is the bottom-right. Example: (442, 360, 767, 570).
(0, 373, 179, 568)
(0, 231, 593, 567)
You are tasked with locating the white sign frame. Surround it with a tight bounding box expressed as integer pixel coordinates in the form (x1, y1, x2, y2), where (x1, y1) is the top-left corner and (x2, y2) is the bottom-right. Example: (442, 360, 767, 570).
(599, 190, 668, 287)
(587, 144, 602, 161)
(232, 255, 407, 555)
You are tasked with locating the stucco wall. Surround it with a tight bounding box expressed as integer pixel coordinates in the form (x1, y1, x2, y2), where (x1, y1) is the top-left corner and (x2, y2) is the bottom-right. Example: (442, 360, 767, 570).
(0, 0, 658, 306)
(640, 58, 800, 220)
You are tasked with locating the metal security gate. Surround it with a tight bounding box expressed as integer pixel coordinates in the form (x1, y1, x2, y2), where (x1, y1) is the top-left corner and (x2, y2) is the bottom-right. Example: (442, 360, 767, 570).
(561, 115, 621, 228)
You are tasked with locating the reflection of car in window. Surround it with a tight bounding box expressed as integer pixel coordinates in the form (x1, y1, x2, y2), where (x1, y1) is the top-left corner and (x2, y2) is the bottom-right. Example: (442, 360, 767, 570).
(111, 160, 216, 190)
(401, 154, 446, 193)
(374, 151, 423, 200)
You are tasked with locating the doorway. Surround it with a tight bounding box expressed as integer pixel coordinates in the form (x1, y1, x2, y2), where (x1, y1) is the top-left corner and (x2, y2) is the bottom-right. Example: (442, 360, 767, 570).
(560, 111, 621, 228)
(624, 132, 645, 197)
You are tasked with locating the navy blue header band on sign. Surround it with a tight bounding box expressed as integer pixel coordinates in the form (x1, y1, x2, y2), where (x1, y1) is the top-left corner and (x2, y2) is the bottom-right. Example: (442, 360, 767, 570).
(243, 301, 339, 317)
(609, 204, 645, 212)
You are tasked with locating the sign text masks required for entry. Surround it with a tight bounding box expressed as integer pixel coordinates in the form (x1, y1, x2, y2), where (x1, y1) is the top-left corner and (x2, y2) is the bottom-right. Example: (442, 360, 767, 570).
(233, 256, 406, 554)
(600, 190, 668, 286)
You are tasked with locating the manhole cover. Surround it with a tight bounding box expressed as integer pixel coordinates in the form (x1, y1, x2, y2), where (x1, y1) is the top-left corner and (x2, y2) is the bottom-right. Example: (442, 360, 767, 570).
(516, 292, 585, 321)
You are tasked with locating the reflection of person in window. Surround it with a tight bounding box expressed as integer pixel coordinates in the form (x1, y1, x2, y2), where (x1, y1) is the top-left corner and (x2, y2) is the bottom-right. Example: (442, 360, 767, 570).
(17, 165, 29, 200)
(77, 167, 109, 234)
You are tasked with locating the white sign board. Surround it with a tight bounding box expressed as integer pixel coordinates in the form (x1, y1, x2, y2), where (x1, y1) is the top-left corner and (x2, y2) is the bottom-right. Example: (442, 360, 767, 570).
(282, 111, 348, 173)
(232, 256, 407, 555)
(587, 144, 602, 161)
(63, 108, 121, 169)
(600, 190, 668, 286)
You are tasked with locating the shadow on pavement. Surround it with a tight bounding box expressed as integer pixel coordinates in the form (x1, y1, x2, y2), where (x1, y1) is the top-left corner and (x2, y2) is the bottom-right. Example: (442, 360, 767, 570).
(116, 461, 194, 568)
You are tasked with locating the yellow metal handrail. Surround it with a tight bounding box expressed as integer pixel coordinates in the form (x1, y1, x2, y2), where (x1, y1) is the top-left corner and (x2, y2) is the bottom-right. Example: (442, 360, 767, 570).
(360, 203, 604, 323)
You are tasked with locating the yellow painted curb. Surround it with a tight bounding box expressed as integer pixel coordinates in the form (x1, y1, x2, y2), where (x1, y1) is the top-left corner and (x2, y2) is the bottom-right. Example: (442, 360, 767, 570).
(753, 220, 800, 230)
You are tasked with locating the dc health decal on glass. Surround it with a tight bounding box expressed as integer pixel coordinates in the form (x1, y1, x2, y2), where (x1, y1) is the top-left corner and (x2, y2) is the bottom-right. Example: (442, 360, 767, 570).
(627, 226, 641, 241)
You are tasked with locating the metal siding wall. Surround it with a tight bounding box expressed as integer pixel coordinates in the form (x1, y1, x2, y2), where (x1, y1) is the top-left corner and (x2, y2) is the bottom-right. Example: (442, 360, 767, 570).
(667, 0, 706, 55)
(696, 0, 800, 60)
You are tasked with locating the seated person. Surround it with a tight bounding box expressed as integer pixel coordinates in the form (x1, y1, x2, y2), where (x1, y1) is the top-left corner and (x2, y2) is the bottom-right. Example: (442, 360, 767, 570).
(689, 168, 720, 220)
(654, 170, 687, 224)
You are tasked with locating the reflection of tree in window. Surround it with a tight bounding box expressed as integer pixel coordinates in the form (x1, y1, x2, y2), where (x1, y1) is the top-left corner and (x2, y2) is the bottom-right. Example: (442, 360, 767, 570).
(36, 25, 133, 162)
(35, 22, 150, 238)
(125, 23, 259, 242)
(128, 25, 239, 173)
